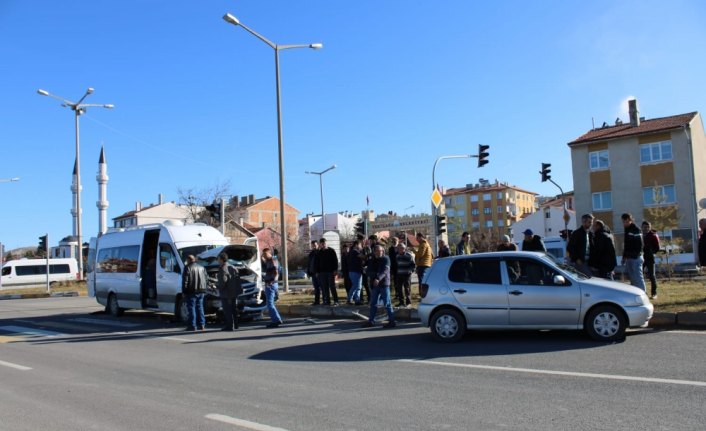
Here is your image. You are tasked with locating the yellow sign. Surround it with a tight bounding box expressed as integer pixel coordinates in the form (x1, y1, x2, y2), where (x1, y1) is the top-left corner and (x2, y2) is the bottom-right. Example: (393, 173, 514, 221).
(431, 189, 443, 208)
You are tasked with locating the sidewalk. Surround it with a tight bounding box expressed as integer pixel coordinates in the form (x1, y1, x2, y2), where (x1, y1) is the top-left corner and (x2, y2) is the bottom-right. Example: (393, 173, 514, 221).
(2, 289, 705, 329)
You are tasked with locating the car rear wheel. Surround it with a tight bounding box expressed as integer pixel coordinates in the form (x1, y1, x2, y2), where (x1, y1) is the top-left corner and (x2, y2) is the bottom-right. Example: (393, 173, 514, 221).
(585, 305, 626, 342)
(430, 308, 466, 343)
(107, 293, 124, 317)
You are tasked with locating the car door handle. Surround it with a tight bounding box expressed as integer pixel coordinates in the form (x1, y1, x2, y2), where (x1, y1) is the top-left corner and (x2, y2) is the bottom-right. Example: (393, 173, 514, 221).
(509, 290, 523, 296)
(453, 289, 467, 294)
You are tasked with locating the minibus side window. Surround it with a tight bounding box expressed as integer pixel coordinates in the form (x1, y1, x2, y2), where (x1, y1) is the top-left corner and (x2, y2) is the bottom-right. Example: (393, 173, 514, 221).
(159, 244, 180, 273)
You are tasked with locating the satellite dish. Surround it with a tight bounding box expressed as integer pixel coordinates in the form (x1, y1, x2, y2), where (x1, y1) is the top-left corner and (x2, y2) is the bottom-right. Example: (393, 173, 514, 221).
(699, 198, 706, 210)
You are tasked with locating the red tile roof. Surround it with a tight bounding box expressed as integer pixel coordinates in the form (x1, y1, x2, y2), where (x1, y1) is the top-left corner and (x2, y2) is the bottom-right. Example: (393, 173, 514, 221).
(568, 112, 697, 146)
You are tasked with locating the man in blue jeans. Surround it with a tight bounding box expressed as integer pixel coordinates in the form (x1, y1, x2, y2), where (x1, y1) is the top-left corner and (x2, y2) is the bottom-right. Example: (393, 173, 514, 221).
(362, 244, 396, 328)
(181, 254, 207, 331)
(262, 248, 283, 328)
(621, 213, 646, 291)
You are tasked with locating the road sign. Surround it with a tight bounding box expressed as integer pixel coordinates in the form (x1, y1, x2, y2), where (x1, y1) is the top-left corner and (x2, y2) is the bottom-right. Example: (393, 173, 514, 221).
(431, 189, 443, 208)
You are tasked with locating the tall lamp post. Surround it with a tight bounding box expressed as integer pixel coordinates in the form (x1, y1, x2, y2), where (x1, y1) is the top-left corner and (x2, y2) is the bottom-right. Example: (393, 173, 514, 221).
(223, 12, 322, 292)
(306, 164, 337, 236)
(0, 178, 19, 289)
(37, 88, 113, 279)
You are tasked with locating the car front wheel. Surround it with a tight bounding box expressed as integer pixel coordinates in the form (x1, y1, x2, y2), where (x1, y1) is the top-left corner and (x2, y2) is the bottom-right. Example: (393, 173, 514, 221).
(430, 308, 466, 343)
(585, 305, 626, 342)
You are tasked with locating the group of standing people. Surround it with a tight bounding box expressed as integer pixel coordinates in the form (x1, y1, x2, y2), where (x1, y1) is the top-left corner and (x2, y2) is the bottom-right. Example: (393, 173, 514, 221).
(180, 247, 283, 332)
(566, 212, 660, 298)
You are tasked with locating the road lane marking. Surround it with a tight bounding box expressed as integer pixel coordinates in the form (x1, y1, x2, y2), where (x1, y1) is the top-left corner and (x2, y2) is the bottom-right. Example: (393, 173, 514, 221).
(205, 414, 290, 431)
(0, 359, 32, 371)
(0, 326, 64, 338)
(69, 317, 141, 328)
(399, 359, 706, 387)
(163, 337, 197, 343)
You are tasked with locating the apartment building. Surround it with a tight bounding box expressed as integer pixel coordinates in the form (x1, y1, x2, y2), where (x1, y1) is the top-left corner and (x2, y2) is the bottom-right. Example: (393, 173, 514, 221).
(444, 180, 537, 240)
(568, 99, 706, 260)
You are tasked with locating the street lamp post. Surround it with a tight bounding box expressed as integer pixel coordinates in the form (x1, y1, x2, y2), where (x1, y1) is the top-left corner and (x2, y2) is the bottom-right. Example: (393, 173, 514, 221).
(38, 88, 113, 279)
(431, 155, 473, 255)
(223, 12, 322, 293)
(306, 164, 337, 236)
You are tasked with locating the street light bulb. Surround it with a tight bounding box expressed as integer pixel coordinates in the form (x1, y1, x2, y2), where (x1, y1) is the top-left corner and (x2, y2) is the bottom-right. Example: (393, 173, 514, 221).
(310, 43, 323, 50)
(223, 13, 240, 26)
(104, 104, 115, 109)
(86, 88, 94, 94)
(331, 164, 337, 169)
(37, 89, 49, 96)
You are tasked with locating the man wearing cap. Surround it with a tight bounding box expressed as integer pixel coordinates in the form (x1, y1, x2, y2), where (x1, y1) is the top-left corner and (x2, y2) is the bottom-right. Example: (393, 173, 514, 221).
(497, 235, 517, 251)
(567, 213, 594, 276)
(521, 229, 546, 252)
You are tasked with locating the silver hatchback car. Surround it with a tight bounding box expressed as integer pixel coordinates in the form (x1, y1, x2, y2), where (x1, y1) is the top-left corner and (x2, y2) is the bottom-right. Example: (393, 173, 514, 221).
(418, 251, 653, 342)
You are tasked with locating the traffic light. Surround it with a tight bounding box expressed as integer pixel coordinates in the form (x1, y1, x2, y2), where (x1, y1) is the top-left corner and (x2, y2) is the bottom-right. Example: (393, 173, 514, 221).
(205, 201, 221, 222)
(436, 215, 447, 235)
(355, 218, 366, 235)
(477, 144, 490, 168)
(38, 235, 48, 256)
(541, 163, 552, 182)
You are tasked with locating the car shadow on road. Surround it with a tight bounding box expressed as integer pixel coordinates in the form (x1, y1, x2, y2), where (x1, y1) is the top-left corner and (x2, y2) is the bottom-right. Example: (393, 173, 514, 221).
(249, 324, 635, 363)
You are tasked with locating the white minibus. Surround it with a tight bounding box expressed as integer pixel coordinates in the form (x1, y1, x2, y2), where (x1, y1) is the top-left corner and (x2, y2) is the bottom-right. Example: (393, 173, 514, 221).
(87, 222, 265, 323)
(1, 258, 79, 288)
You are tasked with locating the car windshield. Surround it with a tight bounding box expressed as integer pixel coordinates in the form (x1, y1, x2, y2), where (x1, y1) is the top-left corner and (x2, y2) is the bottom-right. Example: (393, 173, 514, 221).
(177, 245, 222, 264)
(555, 261, 590, 280)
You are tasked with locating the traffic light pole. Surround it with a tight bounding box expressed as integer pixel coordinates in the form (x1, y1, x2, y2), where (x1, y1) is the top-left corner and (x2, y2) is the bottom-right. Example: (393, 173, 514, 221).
(540, 162, 569, 246)
(45, 233, 50, 293)
(431, 155, 473, 255)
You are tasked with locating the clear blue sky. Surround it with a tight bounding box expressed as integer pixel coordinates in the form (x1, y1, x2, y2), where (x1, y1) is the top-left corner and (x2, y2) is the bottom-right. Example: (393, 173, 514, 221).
(2, 0, 706, 250)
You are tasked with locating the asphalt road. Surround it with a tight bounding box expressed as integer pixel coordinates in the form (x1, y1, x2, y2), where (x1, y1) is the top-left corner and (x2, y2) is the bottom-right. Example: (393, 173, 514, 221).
(1, 297, 705, 431)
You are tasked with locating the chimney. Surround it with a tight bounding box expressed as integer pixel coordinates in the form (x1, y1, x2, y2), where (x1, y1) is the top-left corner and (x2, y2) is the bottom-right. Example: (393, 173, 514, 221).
(136, 201, 142, 211)
(233, 195, 240, 207)
(248, 194, 255, 205)
(158, 193, 163, 205)
(629, 99, 640, 127)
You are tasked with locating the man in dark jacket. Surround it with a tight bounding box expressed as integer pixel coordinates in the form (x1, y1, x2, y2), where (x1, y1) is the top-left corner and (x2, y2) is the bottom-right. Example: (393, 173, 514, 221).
(307, 240, 321, 305)
(182, 254, 208, 331)
(642, 221, 660, 298)
(361, 244, 396, 328)
(217, 252, 243, 331)
(567, 214, 594, 276)
(699, 218, 706, 267)
(394, 243, 416, 307)
(346, 239, 364, 305)
(521, 229, 546, 252)
(621, 213, 646, 291)
(316, 238, 339, 305)
(589, 220, 617, 279)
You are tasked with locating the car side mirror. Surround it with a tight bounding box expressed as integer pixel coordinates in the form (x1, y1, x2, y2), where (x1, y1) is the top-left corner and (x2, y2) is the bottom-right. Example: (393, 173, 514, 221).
(553, 275, 566, 285)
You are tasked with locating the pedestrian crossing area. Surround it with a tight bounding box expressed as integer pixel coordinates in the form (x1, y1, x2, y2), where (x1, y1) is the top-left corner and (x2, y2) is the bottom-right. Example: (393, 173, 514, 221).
(0, 318, 141, 343)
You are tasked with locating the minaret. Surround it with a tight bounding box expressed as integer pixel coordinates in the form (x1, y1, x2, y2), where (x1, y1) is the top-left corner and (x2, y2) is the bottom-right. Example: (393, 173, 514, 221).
(96, 146, 109, 235)
(70, 159, 81, 236)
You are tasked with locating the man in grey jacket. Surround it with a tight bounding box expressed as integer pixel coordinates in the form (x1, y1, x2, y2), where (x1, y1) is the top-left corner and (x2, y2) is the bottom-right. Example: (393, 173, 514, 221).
(182, 254, 208, 331)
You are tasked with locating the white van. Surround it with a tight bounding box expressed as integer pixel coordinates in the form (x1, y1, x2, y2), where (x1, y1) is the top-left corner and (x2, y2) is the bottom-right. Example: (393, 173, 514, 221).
(1, 258, 79, 288)
(87, 222, 266, 322)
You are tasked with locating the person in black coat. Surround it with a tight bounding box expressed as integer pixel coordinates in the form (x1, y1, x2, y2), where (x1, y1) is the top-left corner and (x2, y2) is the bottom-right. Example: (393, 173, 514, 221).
(316, 238, 339, 305)
(567, 214, 594, 276)
(521, 229, 546, 252)
(589, 220, 617, 280)
(699, 219, 706, 267)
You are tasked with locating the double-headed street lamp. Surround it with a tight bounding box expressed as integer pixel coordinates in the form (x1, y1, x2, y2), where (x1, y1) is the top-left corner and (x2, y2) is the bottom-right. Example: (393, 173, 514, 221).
(37, 88, 113, 279)
(305, 164, 337, 234)
(223, 12, 322, 292)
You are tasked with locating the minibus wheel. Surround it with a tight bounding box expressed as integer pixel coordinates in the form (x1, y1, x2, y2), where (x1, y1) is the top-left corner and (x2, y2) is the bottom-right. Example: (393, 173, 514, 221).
(107, 293, 124, 317)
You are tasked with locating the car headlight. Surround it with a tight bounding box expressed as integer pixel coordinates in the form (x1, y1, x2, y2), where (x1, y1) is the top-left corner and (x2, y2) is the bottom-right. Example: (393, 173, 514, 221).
(632, 294, 648, 306)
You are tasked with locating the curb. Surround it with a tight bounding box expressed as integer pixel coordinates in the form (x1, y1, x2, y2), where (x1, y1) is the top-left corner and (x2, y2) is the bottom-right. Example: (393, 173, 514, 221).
(0, 291, 85, 301)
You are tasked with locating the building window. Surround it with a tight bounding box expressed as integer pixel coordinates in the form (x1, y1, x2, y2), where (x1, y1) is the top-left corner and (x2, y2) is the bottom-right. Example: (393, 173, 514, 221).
(643, 185, 676, 206)
(497, 206, 503, 213)
(472, 222, 480, 229)
(483, 193, 491, 201)
(640, 141, 672, 164)
(456, 209, 466, 217)
(483, 208, 491, 215)
(497, 220, 505, 227)
(497, 192, 503, 200)
(446, 208, 455, 217)
(471, 208, 479, 216)
(485, 220, 493, 228)
(592, 191, 612, 211)
(470, 195, 479, 203)
(455, 195, 465, 205)
(545, 211, 551, 218)
(589, 150, 610, 170)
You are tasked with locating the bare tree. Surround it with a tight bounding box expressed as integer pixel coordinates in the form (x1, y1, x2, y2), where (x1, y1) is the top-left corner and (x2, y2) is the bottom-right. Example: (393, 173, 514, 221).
(177, 180, 232, 227)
